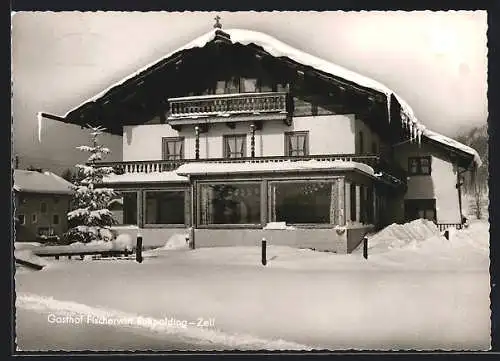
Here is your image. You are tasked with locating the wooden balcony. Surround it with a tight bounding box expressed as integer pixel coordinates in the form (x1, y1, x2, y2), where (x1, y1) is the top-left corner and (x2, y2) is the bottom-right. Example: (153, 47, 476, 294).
(168, 92, 288, 120)
(95, 154, 407, 187)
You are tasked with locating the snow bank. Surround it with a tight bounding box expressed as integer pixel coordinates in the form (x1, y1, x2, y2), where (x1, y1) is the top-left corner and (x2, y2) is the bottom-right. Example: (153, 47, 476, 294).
(162, 233, 190, 250)
(367, 219, 441, 253)
(112, 234, 134, 252)
(15, 250, 50, 270)
(15, 242, 42, 251)
(17, 293, 311, 351)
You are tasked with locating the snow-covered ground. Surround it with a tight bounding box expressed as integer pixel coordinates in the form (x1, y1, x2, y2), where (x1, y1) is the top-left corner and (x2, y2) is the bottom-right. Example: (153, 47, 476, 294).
(15, 219, 490, 351)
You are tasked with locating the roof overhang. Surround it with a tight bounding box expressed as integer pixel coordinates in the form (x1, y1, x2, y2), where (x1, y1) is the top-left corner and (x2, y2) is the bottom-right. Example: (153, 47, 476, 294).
(45, 28, 418, 135)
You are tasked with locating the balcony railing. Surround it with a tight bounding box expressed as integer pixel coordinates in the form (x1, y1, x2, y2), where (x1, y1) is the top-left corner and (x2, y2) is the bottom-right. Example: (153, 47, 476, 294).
(95, 154, 407, 186)
(168, 92, 288, 118)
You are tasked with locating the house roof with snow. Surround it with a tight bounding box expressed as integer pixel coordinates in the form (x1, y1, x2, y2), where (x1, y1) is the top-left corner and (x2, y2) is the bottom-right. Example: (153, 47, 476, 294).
(13, 170, 74, 195)
(103, 171, 188, 185)
(42, 28, 481, 168)
(175, 160, 375, 177)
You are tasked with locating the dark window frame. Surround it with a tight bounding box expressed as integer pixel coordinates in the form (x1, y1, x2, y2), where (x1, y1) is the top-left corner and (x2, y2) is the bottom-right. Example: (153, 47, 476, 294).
(269, 179, 335, 226)
(359, 131, 364, 154)
(143, 189, 187, 227)
(350, 183, 357, 222)
(52, 214, 60, 225)
(408, 156, 432, 175)
(197, 181, 263, 227)
(404, 199, 437, 222)
(18, 214, 26, 225)
(223, 134, 247, 159)
(162, 137, 185, 160)
(284, 131, 309, 157)
(31, 213, 37, 224)
(40, 202, 47, 214)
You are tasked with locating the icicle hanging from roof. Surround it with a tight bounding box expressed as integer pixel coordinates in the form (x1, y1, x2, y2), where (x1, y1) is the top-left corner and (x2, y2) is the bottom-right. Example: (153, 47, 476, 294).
(37, 112, 43, 142)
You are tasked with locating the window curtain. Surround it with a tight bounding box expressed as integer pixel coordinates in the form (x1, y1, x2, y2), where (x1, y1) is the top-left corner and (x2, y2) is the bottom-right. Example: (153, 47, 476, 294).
(201, 186, 214, 225)
(329, 179, 339, 225)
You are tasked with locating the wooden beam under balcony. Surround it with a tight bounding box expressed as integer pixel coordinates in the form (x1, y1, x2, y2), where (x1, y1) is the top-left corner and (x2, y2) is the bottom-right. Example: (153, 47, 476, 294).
(168, 112, 288, 128)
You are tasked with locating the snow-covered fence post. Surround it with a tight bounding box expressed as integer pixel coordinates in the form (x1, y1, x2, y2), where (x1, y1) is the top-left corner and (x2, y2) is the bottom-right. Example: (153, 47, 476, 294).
(363, 236, 368, 259)
(261, 238, 267, 266)
(136, 234, 143, 263)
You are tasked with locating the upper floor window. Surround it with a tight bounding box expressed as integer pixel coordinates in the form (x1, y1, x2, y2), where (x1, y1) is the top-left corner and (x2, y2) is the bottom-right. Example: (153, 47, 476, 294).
(162, 137, 184, 160)
(52, 214, 60, 225)
(408, 156, 432, 175)
(40, 202, 47, 214)
(31, 213, 37, 224)
(18, 214, 26, 225)
(240, 78, 258, 93)
(214, 77, 274, 95)
(285, 131, 309, 156)
(224, 135, 247, 159)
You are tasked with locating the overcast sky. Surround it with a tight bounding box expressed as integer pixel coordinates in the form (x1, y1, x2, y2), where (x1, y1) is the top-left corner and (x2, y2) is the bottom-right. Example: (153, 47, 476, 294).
(11, 11, 487, 174)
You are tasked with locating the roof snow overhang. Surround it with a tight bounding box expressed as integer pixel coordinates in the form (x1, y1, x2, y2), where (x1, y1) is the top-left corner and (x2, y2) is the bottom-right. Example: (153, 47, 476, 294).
(41, 28, 482, 168)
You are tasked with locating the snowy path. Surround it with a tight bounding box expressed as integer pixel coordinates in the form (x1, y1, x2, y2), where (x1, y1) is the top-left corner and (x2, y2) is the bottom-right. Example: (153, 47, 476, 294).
(15, 256, 489, 350)
(14, 220, 491, 350)
(16, 308, 207, 351)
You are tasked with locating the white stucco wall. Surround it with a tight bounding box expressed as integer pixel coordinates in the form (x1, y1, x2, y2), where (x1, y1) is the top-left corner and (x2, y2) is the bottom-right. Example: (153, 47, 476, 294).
(395, 142, 461, 224)
(122, 114, 357, 160)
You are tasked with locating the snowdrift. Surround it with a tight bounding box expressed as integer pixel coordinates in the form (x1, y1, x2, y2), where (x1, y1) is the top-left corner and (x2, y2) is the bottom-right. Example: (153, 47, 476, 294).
(162, 233, 190, 250)
(15, 250, 50, 270)
(367, 219, 441, 253)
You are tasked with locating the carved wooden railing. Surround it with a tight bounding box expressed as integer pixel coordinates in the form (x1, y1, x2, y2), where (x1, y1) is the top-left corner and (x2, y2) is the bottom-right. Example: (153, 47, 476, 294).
(168, 92, 288, 118)
(95, 154, 407, 186)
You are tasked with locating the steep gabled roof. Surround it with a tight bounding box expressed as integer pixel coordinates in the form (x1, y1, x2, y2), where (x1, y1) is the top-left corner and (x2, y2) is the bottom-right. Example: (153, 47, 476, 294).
(14, 170, 74, 195)
(51, 28, 481, 168)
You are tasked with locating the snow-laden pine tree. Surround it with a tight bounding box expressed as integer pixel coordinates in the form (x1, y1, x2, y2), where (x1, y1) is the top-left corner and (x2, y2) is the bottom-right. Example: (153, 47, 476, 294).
(65, 125, 117, 243)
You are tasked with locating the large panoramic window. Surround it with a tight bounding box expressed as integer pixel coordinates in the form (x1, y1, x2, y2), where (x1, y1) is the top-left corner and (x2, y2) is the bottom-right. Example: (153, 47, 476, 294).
(109, 192, 138, 225)
(145, 190, 185, 225)
(199, 183, 261, 225)
(269, 180, 333, 224)
(223, 135, 247, 158)
(285, 131, 309, 156)
(162, 137, 184, 160)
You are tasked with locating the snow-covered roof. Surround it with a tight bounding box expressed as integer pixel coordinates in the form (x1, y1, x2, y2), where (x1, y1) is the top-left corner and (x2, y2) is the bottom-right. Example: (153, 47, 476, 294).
(13, 170, 74, 195)
(423, 129, 482, 167)
(63, 28, 416, 124)
(176, 160, 374, 177)
(61, 28, 481, 168)
(103, 171, 188, 184)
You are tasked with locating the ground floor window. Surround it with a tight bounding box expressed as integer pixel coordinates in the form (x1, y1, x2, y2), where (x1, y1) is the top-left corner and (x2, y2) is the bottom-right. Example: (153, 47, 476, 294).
(110, 191, 138, 225)
(404, 199, 436, 222)
(38, 226, 55, 236)
(199, 183, 261, 225)
(145, 190, 186, 225)
(269, 180, 334, 224)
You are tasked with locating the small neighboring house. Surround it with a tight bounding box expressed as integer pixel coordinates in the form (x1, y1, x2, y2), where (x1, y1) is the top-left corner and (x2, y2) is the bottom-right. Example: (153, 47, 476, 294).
(13, 169, 74, 241)
(39, 25, 482, 253)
